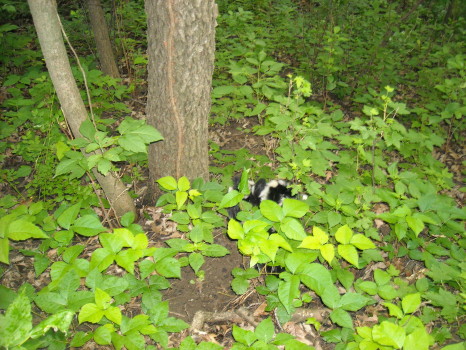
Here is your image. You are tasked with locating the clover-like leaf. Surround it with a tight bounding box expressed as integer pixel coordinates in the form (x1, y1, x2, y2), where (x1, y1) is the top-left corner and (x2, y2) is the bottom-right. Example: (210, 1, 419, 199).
(350, 234, 376, 250)
(79, 303, 104, 324)
(260, 200, 283, 222)
(338, 244, 359, 268)
(335, 225, 353, 244)
(401, 293, 421, 314)
(157, 176, 177, 191)
(227, 219, 244, 240)
(320, 244, 335, 264)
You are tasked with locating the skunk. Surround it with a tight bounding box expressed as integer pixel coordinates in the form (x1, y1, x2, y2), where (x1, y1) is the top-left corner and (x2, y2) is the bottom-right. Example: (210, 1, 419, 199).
(228, 177, 302, 274)
(228, 177, 295, 218)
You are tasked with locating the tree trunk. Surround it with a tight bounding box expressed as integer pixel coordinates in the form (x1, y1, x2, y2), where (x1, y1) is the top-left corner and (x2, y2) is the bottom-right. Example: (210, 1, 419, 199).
(145, 0, 217, 201)
(87, 0, 120, 78)
(28, 0, 135, 218)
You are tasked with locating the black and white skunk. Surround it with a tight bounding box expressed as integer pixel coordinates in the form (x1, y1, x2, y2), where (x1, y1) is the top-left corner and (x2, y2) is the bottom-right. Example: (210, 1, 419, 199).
(228, 177, 295, 218)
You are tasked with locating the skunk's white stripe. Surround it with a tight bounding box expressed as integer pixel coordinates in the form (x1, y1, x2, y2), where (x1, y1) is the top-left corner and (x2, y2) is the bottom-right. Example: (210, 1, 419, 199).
(228, 177, 306, 218)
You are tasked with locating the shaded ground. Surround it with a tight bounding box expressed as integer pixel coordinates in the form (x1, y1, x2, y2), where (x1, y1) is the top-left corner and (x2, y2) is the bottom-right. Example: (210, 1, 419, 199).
(161, 231, 245, 322)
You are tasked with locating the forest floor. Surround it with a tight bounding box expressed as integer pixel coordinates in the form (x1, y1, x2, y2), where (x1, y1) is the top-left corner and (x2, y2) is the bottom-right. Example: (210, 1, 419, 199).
(1, 114, 464, 349)
(145, 119, 464, 349)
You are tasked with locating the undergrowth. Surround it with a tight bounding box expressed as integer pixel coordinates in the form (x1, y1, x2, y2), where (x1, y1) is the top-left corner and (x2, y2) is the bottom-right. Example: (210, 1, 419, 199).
(1, 0, 465, 349)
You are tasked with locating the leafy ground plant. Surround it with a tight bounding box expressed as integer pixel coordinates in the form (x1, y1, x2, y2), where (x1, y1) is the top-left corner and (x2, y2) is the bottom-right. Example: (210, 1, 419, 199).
(0, 291, 73, 349)
(1, 0, 465, 349)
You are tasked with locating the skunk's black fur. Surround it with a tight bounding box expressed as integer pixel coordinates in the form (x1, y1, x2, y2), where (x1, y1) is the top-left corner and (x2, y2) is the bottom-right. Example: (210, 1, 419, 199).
(228, 177, 294, 218)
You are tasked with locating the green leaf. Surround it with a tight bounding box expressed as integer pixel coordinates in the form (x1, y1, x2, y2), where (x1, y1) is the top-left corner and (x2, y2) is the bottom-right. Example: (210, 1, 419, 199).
(372, 321, 406, 348)
(260, 200, 284, 222)
(338, 293, 370, 311)
(57, 202, 81, 229)
(320, 244, 335, 265)
(63, 245, 85, 264)
(243, 220, 270, 234)
(269, 234, 293, 252)
(335, 225, 353, 244)
(29, 310, 74, 339)
(278, 275, 300, 314)
(79, 119, 96, 140)
(0, 286, 17, 311)
(99, 232, 124, 253)
(282, 199, 309, 218)
(72, 215, 106, 236)
(132, 234, 148, 250)
(313, 226, 329, 244)
(401, 293, 421, 314)
(155, 257, 181, 278)
(79, 303, 104, 324)
(218, 190, 243, 209)
(103, 148, 122, 162)
(189, 252, 204, 273)
(280, 217, 307, 240)
(336, 268, 354, 291)
(232, 324, 257, 346)
(338, 244, 359, 267)
(374, 269, 391, 286)
(7, 219, 48, 240)
(406, 215, 424, 236)
(117, 119, 163, 150)
(187, 204, 201, 220)
(358, 281, 378, 295)
(90, 248, 115, 272)
(378, 285, 398, 300)
(212, 85, 235, 97)
(177, 177, 190, 191)
(254, 318, 275, 344)
(160, 317, 189, 333)
(176, 191, 188, 209)
(439, 342, 465, 350)
(189, 225, 204, 243)
(231, 277, 250, 295)
(171, 212, 190, 225)
(0, 291, 32, 348)
(147, 300, 169, 325)
(300, 264, 340, 309)
(120, 212, 135, 227)
(94, 288, 112, 310)
(403, 326, 431, 350)
(157, 176, 177, 191)
(116, 249, 142, 274)
(330, 308, 353, 329)
(383, 302, 403, 319)
(35, 288, 88, 314)
(327, 211, 342, 227)
(227, 219, 244, 240)
(55, 157, 86, 178)
(97, 158, 112, 175)
(94, 325, 114, 345)
(70, 331, 93, 347)
(393, 205, 411, 218)
(259, 239, 278, 262)
(202, 244, 229, 257)
(350, 234, 376, 250)
(104, 306, 122, 325)
(139, 260, 156, 279)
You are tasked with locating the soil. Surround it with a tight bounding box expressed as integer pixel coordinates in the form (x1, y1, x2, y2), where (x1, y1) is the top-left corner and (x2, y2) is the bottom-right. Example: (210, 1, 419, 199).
(161, 231, 245, 322)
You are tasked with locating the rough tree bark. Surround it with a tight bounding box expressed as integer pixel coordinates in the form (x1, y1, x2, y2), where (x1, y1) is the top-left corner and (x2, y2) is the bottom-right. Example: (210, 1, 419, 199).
(87, 0, 120, 78)
(28, 0, 135, 218)
(145, 0, 217, 201)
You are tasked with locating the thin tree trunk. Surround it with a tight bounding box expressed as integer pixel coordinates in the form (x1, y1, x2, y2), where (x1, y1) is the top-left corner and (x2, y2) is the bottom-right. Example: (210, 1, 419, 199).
(87, 0, 120, 78)
(145, 0, 217, 201)
(28, 0, 135, 218)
